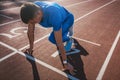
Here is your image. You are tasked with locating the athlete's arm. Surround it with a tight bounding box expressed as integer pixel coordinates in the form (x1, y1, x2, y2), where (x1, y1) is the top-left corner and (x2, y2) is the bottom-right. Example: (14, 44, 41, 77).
(54, 29, 67, 61)
(26, 23, 35, 54)
(54, 29, 74, 74)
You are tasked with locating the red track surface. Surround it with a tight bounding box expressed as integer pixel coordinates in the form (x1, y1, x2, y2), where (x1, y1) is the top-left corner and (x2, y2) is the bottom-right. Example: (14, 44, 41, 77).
(0, 0, 120, 80)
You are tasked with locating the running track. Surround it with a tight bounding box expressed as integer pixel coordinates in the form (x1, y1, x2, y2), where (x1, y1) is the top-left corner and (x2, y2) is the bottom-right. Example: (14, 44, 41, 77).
(0, 0, 120, 80)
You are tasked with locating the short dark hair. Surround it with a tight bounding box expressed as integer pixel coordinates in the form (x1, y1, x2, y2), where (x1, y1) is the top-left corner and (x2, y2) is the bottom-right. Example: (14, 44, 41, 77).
(20, 2, 40, 24)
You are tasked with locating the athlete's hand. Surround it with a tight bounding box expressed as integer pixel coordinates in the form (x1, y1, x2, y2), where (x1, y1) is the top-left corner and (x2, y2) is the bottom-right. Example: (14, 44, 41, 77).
(24, 48, 33, 54)
(64, 62, 76, 75)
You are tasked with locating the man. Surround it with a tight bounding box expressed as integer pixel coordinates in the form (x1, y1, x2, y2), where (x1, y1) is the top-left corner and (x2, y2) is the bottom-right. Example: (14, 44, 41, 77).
(20, 1, 74, 74)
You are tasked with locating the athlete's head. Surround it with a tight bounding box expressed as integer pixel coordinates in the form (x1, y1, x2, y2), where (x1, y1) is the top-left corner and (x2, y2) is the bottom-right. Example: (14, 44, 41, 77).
(20, 2, 42, 24)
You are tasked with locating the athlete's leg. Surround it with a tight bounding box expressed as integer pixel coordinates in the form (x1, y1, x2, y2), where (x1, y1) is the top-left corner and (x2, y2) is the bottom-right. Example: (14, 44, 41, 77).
(64, 26, 74, 52)
(68, 26, 74, 37)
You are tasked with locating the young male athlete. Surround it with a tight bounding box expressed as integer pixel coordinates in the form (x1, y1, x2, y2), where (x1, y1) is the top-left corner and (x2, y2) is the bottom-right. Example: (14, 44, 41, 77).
(20, 1, 74, 74)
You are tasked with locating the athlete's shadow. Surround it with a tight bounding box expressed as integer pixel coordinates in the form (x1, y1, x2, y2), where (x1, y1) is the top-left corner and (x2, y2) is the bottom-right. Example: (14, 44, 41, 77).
(25, 53, 40, 80)
(73, 38, 89, 56)
(65, 38, 89, 80)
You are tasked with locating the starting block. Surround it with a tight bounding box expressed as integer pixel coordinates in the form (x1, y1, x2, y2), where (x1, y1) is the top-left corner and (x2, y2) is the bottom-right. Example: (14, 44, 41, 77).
(66, 48, 80, 56)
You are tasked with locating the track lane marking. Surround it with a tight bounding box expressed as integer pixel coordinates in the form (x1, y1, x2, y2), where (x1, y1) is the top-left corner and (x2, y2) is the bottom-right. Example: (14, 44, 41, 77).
(0, 19, 21, 27)
(51, 36, 101, 57)
(0, 0, 89, 12)
(0, 0, 118, 79)
(19, 34, 49, 51)
(75, 0, 116, 22)
(0, 0, 115, 60)
(73, 36, 101, 46)
(0, 41, 79, 80)
(96, 30, 120, 80)
(0, 34, 49, 62)
(0, 7, 19, 12)
(0, 0, 115, 26)
(0, 14, 13, 19)
(0, 0, 92, 26)
(51, 51, 59, 57)
(51, 48, 81, 57)
(51, 0, 116, 57)
(0, 51, 17, 62)
(65, 0, 92, 7)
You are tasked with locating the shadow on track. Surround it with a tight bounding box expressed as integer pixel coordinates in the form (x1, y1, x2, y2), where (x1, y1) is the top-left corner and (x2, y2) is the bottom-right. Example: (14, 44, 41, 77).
(59, 38, 89, 80)
(25, 54, 40, 80)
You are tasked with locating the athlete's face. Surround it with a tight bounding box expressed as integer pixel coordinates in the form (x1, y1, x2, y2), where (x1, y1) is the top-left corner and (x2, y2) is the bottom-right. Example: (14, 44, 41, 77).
(29, 10, 43, 24)
(33, 10, 43, 23)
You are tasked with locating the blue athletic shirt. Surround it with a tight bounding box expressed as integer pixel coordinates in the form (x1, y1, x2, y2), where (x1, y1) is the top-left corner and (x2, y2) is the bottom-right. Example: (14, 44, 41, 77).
(34, 1, 73, 31)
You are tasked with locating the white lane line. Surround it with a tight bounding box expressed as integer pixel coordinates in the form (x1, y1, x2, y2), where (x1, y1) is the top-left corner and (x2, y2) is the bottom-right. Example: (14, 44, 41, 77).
(51, 51, 59, 57)
(0, 0, 114, 26)
(54, 0, 63, 2)
(73, 36, 101, 46)
(51, 48, 81, 57)
(0, 41, 79, 80)
(1, 0, 115, 62)
(0, 7, 19, 12)
(0, 0, 114, 27)
(19, 34, 49, 51)
(0, 0, 117, 78)
(0, 14, 13, 19)
(0, 0, 92, 27)
(0, 0, 87, 12)
(0, 34, 49, 62)
(51, 0, 116, 57)
(0, 51, 17, 62)
(0, 19, 20, 27)
(51, 35, 101, 57)
(0, 0, 92, 59)
(0, 42, 18, 52)
(96, 31, 120, 80)
(66, 0, 92, 8)
(75, 0, 116, 22)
